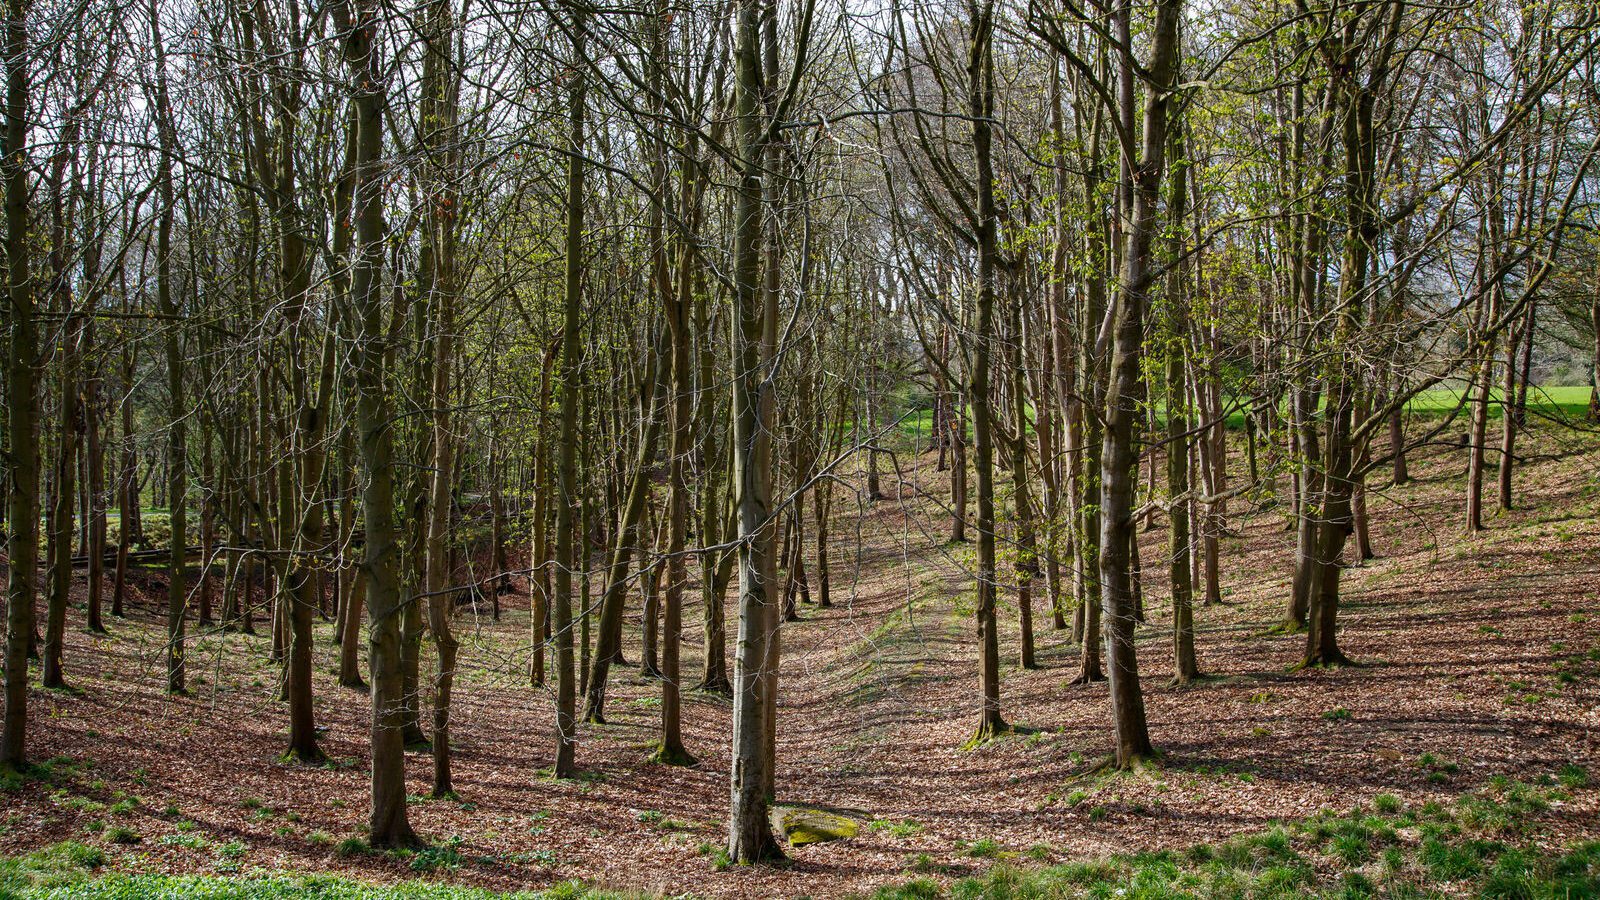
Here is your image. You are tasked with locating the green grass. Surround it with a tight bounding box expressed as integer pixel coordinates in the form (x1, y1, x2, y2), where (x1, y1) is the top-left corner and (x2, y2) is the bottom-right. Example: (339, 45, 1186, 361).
(0, 859, 638, 899)
(1404, 385, 1592, 421)
(6, 781, 1597, 899)
(869, 781, 1599, 899)
(893, 385, 1593, 444)
(0, 834, 648, 900)
(3, 875, 630, 898)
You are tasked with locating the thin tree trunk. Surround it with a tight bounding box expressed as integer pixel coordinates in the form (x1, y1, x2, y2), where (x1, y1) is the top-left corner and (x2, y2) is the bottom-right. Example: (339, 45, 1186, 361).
(1497, 307, 1523, 510)
(968, 0, 1006, 743)
(420, 0, 460, 797)
(949, 394, 968, 543)
(1388, 405, 1407, 485)
(582, 338, 665, 723)
(150, 0, 186, 694)
(550, 3, 587, 777)
(656, 51, 695, 758)
(1166, 125, 1199, 685)
(1007, 281, 1037, 671)
(42, 310, 80, 689)
(85, 322, 106, 635)
(112, 342, 135, 618)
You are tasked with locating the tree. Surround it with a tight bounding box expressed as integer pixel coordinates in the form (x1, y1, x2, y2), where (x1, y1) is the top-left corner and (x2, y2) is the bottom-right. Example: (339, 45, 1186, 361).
(725, 0, 788, 864)
(965, 0, 1005, 743)
(0, 0, 37, 770)
(334, 0, 418, 848)
(551, 0, 586, 778)
(1093, 0, 1181, 768)
(147, 0, 186, 696)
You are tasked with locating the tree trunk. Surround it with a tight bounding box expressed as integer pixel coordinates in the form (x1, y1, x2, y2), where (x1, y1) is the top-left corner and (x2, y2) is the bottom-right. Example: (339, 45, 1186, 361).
(1301, 41, 1390, 669)
(149, 0, 186, 695)
(42, 310, 80, 690)
(1388, 405, 1407, 485)
(198, 431, 215, 627)
(550, 4, 587, 777)
(1097, 0, 1179, 769)
(1165, 125, 1199, 686)
(1465, 347, 1493, 533)
(85, 322, 106, 635)
(967, 0, 1006, 743)
(582, 339, 664, 723)
(1497, 305, 1524, 510)
(656, 53, 695, 759)
(726, 0, 781, 863)
(420, 0, 460, 797)
(336, 0, 418, 847)
(949, 395, 968, 543)
(1, 0, 39, 766)
(1007, 282, 1038, 671)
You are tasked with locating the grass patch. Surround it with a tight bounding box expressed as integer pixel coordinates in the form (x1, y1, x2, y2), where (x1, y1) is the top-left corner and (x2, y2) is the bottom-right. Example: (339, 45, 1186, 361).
(0, 842, 104, 891)
(409, 837, 465, 874)
(964, 838, 1003, 859)
(868, 818, 924, 838)
(868, 779, 1595, 898)
(0, 866, 635, 898)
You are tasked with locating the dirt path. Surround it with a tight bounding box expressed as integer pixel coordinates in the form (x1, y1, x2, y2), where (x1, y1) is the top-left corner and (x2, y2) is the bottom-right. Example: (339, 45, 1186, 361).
(4, 428, 1598, 897)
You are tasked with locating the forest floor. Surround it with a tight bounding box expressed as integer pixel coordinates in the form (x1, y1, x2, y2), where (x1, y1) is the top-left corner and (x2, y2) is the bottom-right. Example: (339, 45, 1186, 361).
(3, 422, 1599, 898)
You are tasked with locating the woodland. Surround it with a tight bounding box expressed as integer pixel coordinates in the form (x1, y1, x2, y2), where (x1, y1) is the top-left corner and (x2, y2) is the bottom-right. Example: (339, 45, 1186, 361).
(0, 0, 1599, 896)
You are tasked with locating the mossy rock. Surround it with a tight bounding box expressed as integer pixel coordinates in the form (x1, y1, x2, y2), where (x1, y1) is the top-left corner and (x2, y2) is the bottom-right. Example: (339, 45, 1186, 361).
(771, 805, 861, 846)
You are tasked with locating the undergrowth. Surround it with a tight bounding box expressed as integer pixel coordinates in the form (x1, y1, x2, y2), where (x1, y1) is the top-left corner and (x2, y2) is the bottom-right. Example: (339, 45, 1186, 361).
(2, 777, 1594, 899)
(870, 777, 1598, 899)
(0, 839, 633, 900)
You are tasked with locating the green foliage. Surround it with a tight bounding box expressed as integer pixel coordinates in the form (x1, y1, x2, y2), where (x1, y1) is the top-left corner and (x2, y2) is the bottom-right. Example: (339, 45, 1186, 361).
(0, 842, 105, 894)
(1419, 836, 1498, 880)
(1330, 832, 1371, 865)
(410, 837, 465, 874)
(868, 818, 924, 838)
(4, 779, 1592, 900)
(872, 878, 942, 900)
(1, 871, 640, 898)
(1, 758, 89, 795)
(156, 832, 210, 850)
(964, 839, 1002, 859)
(103, 826, 140, 845)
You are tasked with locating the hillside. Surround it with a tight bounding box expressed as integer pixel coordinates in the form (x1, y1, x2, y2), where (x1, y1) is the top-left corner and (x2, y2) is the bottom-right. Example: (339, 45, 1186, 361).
(3, 423, 1597, 898)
